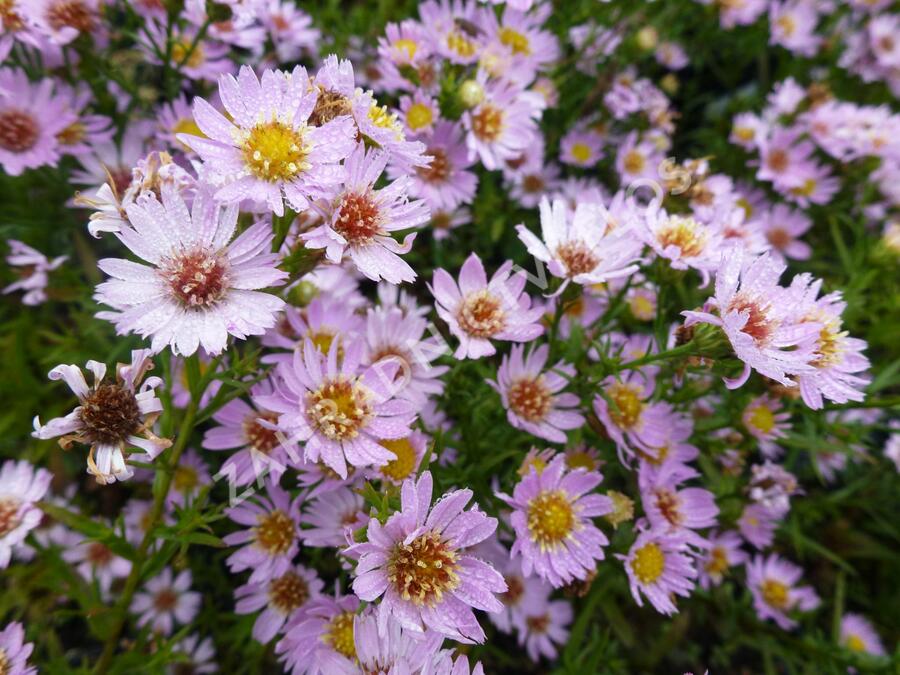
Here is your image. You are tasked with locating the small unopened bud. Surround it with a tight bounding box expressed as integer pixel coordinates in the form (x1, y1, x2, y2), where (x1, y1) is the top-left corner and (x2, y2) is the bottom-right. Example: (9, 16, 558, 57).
(660, 73, 679, 95)
(287, 280, 319, 307)
(459, 79, 484, 109)
(635, 26, 659, 51)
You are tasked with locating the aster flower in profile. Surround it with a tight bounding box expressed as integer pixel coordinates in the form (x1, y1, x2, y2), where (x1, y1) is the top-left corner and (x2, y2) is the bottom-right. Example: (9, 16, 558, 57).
(32, 350, 170, 484)
(0, 460, 52, 569)
(840, 613, 886, 656)
(425, 651, 487, 675)
(132, 568, 201, 636)
(275, 592, 360, 675)
(179, 65, 356, 216)
(353, 609, 444, 674)
(431, 252, 544, 359)
(0, 68, 77, 176)
(0, 621, 36, 675)
(346, 471, 506, 643)
(697, 530, 749, 589)
(224, 479, 302, 584)
(258, 338, 417, 479)
(3, 239, 67, 306)
(235, 564, 323, 643)
(487, 343, 583, 443)
(94, 185, 287, 356)
(515, 197, 642, 293)
(746, 554, 820, 629)
(619, 529, 697, 615)
(63, 533, 132, 596)
(301, 143, 429, 284)
(683, 249, 822, 389)
(499, 455, 613, 588)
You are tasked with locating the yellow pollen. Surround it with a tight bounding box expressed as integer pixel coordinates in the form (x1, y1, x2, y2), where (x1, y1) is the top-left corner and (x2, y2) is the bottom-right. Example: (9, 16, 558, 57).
(393, 38, 418, 61)
(368, 103, 404, 139)
(255, 509, 295, 555)
(379, 437, 419, 482)
(446, 30, 477, 58)
(323, 611, 356, 659)
(846, 634, 867, 653)
(499, 27, 530, 55)
(241, 121, 307, 182)
(790, 178, 817, 198)
(604, 490, 634, 529)
(170, 39, 205, 69)
(657, 216, 708, 257)
(748, 404, 776, 435)
(527, 490, 576, 549)
(457, 289, 505, 339)
(305, 379, 373, 441)
(172, 464, 198, 493)
(776, 14, 796, 37)
(508, 377, 552, 422)
(565, 450, 596, 471)
(623, 149, 646, 174)
(606, 382, 644, 429)
(570, 142, 592, 164)
(631, 542, 665, 585)
(268, 571, 310, 614)
(471, 105, 503, 142)
(813, 323, 846, 368)
(705, 546, 729, 577)
(387, 531, 460, 606)
(735, 126, 755, 142)
(629, 293, 655, 320)
(405, 102, 434, 131)
(761, 579, 790, 609)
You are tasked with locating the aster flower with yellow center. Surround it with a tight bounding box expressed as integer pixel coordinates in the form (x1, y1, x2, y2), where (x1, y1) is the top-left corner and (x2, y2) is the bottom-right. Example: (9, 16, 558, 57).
(0, 621, 35, 675)
(499, 455, 613, 588)
(178, 65, 356, 217)
(619, 529, 697, 616)
(746, 554, 820, 630)
(839, 613, 886, 656)
(346, 471, 505, 643)
(235, 564, 323, 644)
(741, 394, 790, 458)
(698, 530, 748, 589)
(274, 592, 360, 674)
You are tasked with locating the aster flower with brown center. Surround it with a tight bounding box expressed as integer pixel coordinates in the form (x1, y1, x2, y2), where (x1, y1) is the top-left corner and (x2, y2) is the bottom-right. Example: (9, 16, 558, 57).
(93, 185, 287, 356)
(131, 568, 201, 636)
(0, 460, 52, 569)
(346, 471, 506, 643)
(32, 349, 170, 485)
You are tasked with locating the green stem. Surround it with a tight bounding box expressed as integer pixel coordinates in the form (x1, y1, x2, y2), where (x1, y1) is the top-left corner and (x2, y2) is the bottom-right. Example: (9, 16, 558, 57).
(617, 341, 697, 372)
(92, 362, 201, 674)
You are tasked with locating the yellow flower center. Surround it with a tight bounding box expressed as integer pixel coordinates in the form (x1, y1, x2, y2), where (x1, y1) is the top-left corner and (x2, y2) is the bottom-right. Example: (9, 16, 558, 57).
(255, 509, 295, 555)
(268, 571, 310, 614)
(565, 450, 596, 471)
(734, 126, 755, 143)
(405, 102, 433, 131)
(846, 634, 867, 653)
(323, 611, 356, 659)
(631, 542, 665, 584)
(790, 178, 817, 198)
(527, 490, 576, 549)
(173, 116, 205, 146)
(761, 579, 790, 609)
(705, 546, 729, 577)
(570, 142, 592, 164)
(446, 30, 477, 58)
(379, 437, 419, 482)
(173, 464, 198, 493)
(393, 38, 418, 61)
(623, 149, 646, 174)
(368, 103, 404, 140)
(471, 105, 504, 142)
(305, 379, 373, 441)
(170, 39, 205, 69)
(604, 490, 634, 528)
(748, 404, 776, 435)
(606, 382, 644, 429)
(813, 323, 846, 368)
(241, 121, 308, 182)
(388, 531, 460, 606)
(629, 293, 655, 321)
(457, 289, 505, 338)
(57, 121, 86, 146)
(657, 216, 708, 257)
(499, 27, 530, 55)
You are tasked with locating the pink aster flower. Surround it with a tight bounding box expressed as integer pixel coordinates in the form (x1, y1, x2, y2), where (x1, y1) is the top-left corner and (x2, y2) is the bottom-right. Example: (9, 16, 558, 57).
(203, 381, 299, 486)
(32, 350, 170, 484)
(840, 613, 886, 656)
(747, 554, 820, 629)
(172, 633, 216, 674)
(179, 65, 356, 216)
(235, 564, 323, 643)
(301, 143, 429, 284)
(742, 394, 790, 458)
(516, 590, 572, 662)
(346, 471, 506, 643)
(63, 534, 132, 596)
(0, 69, 76, 176)
(683, 249, 822, 389)
(300, 487, 367, 548)
(259, 338, 417, 479)
(262, 295, 365, 366)
(761, 203, 812, 260)
(0, 460, 52, 569)
(400, 91, 440, 136)
(463, 76, 541, 170)
(516, 197, 642, 292)
(486, 343, 583, 444)
(698, 530, 749, 589)
(738, 502, 779, 550)
(431, 252, 544, 359)
(132, 568, 201, 636)
(0, 621, 36, 675)
(640, 209, 724, 285)
(638, 463, 719, 543)
(224, 479, 302, 584)
(94, 185, 287, 356)
(3, 239, 66, 305)
(749, 461, 800, 517)
(400, 120, 478, 212)
(619, 529, 697, 615)
(559, 127, 604, 168)
(499, 455, 613, 587)
(354, 609, 444, 673)
(769, 0, 821, 57)
(275, 592, 360, 675)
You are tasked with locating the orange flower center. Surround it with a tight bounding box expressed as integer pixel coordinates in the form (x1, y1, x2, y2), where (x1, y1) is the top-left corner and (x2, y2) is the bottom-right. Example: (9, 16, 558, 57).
(388, 531, 460, 606)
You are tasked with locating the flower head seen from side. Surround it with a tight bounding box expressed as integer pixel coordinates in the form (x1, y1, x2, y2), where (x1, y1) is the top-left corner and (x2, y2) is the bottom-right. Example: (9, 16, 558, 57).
(487, 343, 584, 443)
(224, 479, 302, 584)
(299, 487, 367, 548)
(301, 142, 429, 284)
(131, 568, 201, 636)
(94, 185, 287, 356)
(258, 337, 417, 480)
(346, 471, 506, 643)
(0, 621, 36, 675)
(32, 350, 170, 484)
(499, 455, 613, 588)
(431, 252, 544, 359)
(0, 460, 52, 569)
(179, 65, 356, 216)
(515, 197, 642, 292)
(235, 564, 323, 643)
(3, 239, 67, 306)
(275, 592, 360, 675)
(746, 554, 820, 630)
(683, 249, 822, 389)
(353, 608, 444, 674)
(840, 613, 886, 656)
(619, 529, 697, 616)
